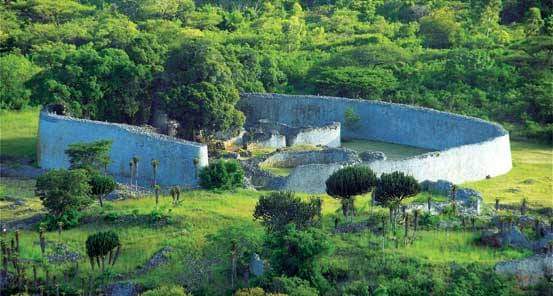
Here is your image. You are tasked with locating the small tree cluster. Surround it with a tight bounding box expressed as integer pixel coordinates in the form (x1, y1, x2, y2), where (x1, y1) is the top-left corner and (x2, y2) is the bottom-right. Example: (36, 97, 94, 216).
(36, 169, 92, 219)
(66, 140, 112, 172)
(374, 171, 420, 231)
(325, 165, 377, 221)
(253, 191, 321, 232)
(85, 231, 121, 271)
(199, 160, 244, 190)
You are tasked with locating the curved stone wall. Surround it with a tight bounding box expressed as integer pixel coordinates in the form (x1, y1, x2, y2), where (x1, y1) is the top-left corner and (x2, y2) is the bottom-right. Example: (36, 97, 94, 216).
(240, 93, 512, 189)
(260, 148, 358, 168)
(38, 110, 208, 187)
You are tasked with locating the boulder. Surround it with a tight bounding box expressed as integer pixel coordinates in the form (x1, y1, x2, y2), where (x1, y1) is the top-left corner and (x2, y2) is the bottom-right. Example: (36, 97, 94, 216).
(533, 234, 553, 254)
(249, 253, 264, 276)
(495, 255, 553, 287)
(359, 151, 386, 162)
(420, 180, 453, 195)
(480, 228, 531, 249)
(104, 282, 141, 296)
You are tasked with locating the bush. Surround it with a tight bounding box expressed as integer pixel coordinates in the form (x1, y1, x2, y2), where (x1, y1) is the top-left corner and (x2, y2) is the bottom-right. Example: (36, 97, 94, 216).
(42, 209, 81, 231)
(266, 224, 333, 281)
(89, 173, 116, 207)
(269, 276, 319, 296)
(142, 285, 191, 296)
(35, 169, 92, 218)
(85, 231, 120, 270)
(254, 191, 321, 232)
(199, 159, 244, 190)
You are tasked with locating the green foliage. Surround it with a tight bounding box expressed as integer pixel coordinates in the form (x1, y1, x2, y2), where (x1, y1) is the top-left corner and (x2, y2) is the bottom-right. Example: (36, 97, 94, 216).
(268, 276, 319, 296)
(326, 166, 377, 198)
(142, 285, 191, 296)
(326, 165, 377, 219)
(89, 173, 116, 206)
(344, 107, 361, 130)
(419, 9, 461, 48)
(199, 159, 244, 190)
(253, 191, 322, 232)
(374, 171, 420, 210)
(42, 209, 82, 230)
(65, 140, 112, 172)
(265, 224, 333, 283)
(35, 169, 92, 218)
(85, 230, 120, 258)
(0, 53, 39, 110)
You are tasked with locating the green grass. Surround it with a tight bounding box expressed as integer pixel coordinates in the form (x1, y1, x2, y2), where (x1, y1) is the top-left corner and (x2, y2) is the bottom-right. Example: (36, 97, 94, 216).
(0, 107, 40, 160)
(342, 139, 433, 160)
(464, 141, 552, 207)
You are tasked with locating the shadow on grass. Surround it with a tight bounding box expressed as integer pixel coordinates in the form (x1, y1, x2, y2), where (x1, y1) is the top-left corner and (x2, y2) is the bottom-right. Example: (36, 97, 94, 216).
(0, 137, 37, 161)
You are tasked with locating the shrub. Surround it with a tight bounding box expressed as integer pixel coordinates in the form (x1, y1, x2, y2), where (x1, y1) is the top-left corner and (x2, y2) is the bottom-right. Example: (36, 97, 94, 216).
(36, 169, 92, 218)
(269, 276, 319, 296)
(89, 173, 116, 207)
(254, 191, 321, 232)
(85, 231, 120, 270)
(142, 285, 191, 296)
(326, 165, 377, 220)
(199, 159, 244, 190)
(266, 224, 333, 281)
(65, 140, 112, 172)
(42, 209, 81, 231)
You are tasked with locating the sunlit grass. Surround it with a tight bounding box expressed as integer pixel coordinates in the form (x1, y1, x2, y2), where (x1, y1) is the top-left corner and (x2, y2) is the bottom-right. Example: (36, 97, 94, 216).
(0, 107, 40, 160)
(464, 141, 552, 207)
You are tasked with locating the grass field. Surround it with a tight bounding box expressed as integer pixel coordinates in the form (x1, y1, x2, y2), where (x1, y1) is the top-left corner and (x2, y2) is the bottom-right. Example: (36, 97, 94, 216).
(0, 107, 40, 160)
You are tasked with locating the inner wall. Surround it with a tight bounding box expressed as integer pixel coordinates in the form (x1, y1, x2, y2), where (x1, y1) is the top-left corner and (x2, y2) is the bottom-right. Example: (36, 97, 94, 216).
(240, 93, 507, 151)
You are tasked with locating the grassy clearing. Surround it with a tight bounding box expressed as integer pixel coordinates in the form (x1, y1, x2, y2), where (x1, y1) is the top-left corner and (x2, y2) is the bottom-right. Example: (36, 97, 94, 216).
(0, 177, 43, 221)
(464, 141, 552, 207)
(0, 107, 40, 160)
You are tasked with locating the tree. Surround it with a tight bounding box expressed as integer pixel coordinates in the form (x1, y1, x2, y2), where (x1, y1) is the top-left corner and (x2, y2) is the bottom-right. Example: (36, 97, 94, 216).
(325, 166, 377, 221)
(526, 7, 544, 35)
(253, 191, 322, 232)
(160, 39, 244, 140)
(374, 172, 420, 232)
(0, 53, 39, 110)
(35, 169, 92, 218)
(85, 231, 121, 271)
(151, 159, 159, 187)
(65, 140, 112, 172)
(199, 160, 244, 190)
(90, 173, 116, 207)
(419, 8, 461, 48)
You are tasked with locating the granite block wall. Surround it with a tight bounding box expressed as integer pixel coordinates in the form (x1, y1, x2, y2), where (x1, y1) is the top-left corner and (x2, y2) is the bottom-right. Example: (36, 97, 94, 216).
(38, 110, 208, 187)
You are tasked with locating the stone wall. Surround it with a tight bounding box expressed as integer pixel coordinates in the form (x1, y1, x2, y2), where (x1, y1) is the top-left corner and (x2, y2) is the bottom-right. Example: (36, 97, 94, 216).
(240, 93, 512, 187)
(38, 110, 208, 187)
(287, 122, 340, 148)
(260, 148, 358, 168)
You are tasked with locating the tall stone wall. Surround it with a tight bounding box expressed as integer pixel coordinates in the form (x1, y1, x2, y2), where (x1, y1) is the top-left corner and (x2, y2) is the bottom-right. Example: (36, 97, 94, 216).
(240, 93, 512, 188)
(38, 110, 208, 187)
(288, 122, 341, 148)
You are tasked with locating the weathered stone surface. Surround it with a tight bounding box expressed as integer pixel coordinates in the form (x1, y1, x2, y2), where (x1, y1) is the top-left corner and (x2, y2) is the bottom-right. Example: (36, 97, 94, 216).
(38, 109, 208, 188)
(137, 246, 174, 275)
(104, 282, 141, 296)
(240, 93, 512, 185)
(249, 253, 264, 276)
(420, 180, 454, 195)
(480, 228, 531, 249)
(495, 255, 553, 287)
(359, 151, 386, 162)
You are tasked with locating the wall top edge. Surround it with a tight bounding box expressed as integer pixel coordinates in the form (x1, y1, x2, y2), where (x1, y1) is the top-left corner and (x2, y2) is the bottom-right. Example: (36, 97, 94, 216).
(40, 109, 207, 149)
(241, 93, 509, 137)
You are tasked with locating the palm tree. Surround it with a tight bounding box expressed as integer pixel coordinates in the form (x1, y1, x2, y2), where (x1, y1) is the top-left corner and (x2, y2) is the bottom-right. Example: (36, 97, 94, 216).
(151, 159, 159, 188)
(154, 185, 160, 207)
(129, 161, 134, 190)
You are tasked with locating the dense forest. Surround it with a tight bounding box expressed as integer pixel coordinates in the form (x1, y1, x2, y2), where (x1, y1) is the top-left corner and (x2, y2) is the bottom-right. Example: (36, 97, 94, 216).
(1, 0, 551, 142)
